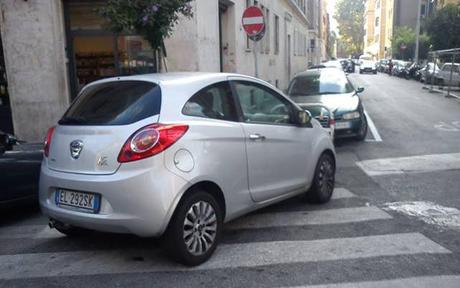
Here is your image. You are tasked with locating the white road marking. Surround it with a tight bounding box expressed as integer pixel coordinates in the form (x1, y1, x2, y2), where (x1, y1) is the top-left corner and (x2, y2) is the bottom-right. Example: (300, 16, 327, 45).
(383, 201, 460, 230)
(356, 153, 460, 176)
(434, 121, 459, 132)
(0, 188, 355, 240)
(331, 188, 356, 199)
(227, 206, 392, 230)
(285, 275, 460, 288)
(0, 233, 450, 280)
(364, 110, 382, 142)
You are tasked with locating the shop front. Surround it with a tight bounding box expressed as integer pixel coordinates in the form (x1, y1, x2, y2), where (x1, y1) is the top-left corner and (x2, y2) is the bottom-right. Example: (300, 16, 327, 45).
(64, 1, 158, 98)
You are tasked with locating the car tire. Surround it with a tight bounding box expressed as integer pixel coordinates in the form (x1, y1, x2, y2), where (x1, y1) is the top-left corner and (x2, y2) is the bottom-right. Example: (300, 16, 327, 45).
(359, 70, 363, 74)
(163, 189, 222, 266)
(355, 115, 368, 141)
(54, 221, 90, 237)
(305, 153, 335, 204)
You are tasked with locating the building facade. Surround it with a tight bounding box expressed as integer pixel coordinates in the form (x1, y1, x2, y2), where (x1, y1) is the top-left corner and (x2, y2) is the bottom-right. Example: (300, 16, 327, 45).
(0, 0, 319, 141)
(363, 0, 442, 60)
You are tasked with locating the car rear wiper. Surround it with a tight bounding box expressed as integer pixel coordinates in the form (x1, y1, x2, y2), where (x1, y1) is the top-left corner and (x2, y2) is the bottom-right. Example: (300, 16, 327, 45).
(58, 116, 87, 125)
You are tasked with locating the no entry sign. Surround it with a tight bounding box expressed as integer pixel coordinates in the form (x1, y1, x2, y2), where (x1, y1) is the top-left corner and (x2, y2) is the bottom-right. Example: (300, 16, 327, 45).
(242, 6, 265, 39)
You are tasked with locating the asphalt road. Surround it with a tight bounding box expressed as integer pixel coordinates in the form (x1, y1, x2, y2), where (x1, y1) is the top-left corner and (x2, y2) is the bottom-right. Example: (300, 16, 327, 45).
(1, 72, 460, 287)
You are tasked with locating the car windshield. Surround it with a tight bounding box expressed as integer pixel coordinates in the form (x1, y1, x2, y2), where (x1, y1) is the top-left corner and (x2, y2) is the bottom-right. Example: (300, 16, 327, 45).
(288, 70, 354, 96)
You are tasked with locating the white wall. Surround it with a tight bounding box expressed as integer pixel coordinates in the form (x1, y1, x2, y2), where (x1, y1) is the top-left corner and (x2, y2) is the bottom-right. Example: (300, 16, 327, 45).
(0, 0, 69, 141)
(165, 0, 312, 90)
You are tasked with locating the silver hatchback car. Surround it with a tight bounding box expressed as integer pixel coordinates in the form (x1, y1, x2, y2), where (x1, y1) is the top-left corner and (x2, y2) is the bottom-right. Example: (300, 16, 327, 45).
(39, 73, 336, 265)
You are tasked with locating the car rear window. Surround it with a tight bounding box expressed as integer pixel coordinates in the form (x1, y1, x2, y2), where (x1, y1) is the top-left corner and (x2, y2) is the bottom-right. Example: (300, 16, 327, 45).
(59, 81, 161, 125)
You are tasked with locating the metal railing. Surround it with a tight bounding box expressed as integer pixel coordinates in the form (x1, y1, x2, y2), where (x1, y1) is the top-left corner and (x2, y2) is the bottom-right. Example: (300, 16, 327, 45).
(427, 48, 460, 98)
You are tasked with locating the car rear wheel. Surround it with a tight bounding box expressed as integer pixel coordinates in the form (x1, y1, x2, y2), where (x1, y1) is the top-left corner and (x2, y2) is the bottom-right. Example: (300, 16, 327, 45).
(355, 115, 368, 141)
(305, 153, 335, 204)
(164, 190, 222, 266)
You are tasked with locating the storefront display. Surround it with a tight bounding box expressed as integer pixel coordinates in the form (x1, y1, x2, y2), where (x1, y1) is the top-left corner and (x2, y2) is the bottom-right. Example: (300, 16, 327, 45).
(66, 1, 156, 97)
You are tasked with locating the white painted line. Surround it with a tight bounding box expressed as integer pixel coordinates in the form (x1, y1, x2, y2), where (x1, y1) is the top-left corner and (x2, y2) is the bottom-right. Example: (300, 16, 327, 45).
(227, 206, 392, 230)
(0, 233, 450, 279)
(242, 16, 264, 25)
(332, 188, 356, 199)
(383, 201, 460, 230)
(285, 275, 460, 288)
(364, 110, 382, 142)
(356, 153, 460, 177)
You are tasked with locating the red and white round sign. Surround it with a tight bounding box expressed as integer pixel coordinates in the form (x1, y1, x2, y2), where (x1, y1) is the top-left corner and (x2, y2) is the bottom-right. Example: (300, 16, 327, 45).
(242, 6, 265, 37)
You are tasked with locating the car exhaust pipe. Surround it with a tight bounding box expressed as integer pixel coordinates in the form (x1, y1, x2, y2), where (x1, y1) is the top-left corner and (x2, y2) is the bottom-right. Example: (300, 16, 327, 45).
(48, 218, 56, 229)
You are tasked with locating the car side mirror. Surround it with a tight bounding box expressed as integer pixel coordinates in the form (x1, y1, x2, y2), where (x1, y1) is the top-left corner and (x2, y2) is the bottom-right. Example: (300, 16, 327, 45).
(356, 87, 365, 93)
(6, 134, 17, 146)
(297, 110, 311, 126)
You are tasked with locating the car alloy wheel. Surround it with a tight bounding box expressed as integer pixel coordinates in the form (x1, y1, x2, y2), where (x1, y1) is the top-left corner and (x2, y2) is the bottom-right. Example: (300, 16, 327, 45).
(183, 201, 217, 256)
(305, 153, 335, 204)
(317, 157, 335, 197)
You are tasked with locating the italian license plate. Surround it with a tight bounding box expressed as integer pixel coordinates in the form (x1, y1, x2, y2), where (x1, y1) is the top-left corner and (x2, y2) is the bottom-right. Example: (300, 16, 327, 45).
(335, 121, 351, 130)
(55, 189, 100, 213)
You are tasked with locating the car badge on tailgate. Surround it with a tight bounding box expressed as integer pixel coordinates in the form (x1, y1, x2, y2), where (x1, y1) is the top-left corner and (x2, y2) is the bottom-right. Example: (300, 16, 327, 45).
(70, 140, 84, 159)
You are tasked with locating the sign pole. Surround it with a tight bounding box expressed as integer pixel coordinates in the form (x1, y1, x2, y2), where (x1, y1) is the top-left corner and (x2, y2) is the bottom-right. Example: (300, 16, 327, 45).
(253, 40, 259, 78)
(242, 6, 265, 79)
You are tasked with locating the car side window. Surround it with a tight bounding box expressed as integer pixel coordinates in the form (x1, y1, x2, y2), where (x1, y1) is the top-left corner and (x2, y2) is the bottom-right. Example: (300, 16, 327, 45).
(182, 82, 238, 121)
(232, 81, 294, 125)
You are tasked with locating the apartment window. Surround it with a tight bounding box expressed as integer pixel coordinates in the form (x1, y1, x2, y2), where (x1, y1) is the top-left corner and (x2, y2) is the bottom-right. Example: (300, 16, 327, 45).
(274, 14, 279, 55)
(375, 17, 380, 27)
(375, 0, 380, 9)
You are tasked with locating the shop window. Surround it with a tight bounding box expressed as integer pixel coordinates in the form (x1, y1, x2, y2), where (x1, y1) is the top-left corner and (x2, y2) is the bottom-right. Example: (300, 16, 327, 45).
(66, 1, 156, 98)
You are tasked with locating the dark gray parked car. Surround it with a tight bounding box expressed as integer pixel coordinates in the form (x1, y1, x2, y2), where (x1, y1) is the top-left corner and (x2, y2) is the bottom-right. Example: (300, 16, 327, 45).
(0, 131, 42, 206)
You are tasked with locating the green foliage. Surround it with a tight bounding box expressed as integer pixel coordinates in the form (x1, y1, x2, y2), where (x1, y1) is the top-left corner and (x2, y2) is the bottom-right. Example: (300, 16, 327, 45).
(98, 0, 193, 52)
(334, 0, 365, 55)
(391, 26, 430, 61)
(425, 4, 460, 50)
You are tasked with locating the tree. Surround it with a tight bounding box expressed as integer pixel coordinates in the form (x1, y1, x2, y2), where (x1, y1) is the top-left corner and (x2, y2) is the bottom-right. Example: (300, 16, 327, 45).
(334, 0, 365, 56)
(425, 4, 460, 50)
(391, 26, 430, 61)
(99, 0, 193, 54)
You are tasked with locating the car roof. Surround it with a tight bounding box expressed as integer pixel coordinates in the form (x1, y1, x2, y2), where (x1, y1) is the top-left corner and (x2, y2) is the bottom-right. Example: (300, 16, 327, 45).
(295, 67, 345, 77)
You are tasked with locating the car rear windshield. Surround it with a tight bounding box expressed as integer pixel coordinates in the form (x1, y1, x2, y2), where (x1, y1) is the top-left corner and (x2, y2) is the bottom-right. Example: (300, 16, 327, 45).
(288, 72, 354, 96)
(59, 81, 161, 125)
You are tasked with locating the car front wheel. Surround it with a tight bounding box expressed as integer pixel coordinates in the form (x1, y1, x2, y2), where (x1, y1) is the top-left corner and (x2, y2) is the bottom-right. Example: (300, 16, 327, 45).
(305, 153, 335, 204)
(164, 190, 222, 266)
(355, 115, 368, 141)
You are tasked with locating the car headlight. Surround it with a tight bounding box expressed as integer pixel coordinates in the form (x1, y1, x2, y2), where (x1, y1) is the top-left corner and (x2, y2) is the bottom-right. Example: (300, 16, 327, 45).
(342, 111, 361, 120)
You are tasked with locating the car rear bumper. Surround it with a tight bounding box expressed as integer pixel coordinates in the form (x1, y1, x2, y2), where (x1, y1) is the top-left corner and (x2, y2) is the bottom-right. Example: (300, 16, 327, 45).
(39, 158, 189, 237)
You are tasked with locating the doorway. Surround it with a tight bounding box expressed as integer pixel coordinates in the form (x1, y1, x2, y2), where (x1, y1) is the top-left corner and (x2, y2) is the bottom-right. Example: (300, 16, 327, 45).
(0, 33, 13, 135)
(64, 1, 157, 99)
(219, 0, 236, 72)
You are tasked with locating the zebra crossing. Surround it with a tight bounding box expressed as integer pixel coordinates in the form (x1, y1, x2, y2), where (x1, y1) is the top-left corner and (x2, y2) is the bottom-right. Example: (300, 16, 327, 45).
(0, 187, 458, 287)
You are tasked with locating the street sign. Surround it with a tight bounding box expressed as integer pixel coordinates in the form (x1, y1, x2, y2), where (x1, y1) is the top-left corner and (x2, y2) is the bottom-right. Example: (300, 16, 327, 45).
(242, 6, 265, 39)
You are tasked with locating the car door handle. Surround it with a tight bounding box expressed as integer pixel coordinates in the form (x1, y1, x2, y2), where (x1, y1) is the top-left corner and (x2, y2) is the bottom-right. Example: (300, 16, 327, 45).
(249, 134, 266, 141)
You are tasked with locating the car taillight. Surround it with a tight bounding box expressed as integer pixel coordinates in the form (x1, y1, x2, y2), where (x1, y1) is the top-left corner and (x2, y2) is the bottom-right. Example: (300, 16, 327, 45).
(118, 124, 189, 163)
(44, 126, 55, 158)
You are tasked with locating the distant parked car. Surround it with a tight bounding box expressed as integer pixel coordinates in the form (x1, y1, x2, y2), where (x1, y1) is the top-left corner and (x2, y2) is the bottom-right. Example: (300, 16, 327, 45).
(419, 62, 441, 83)
(0, 131, 42, 206)
(323, 60, 344, 70)
(377, 59, 389, 72)
(287, 68, 368, 141)
(435, 63, 460, 87)
(391, 61, 409, 77)
(40, 72, 336, 266)
(359, 60, 377, 74)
